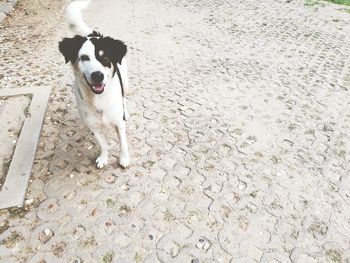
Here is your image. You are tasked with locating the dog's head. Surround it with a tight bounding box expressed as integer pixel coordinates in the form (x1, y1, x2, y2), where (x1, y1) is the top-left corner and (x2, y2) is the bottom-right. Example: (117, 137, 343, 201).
(59, 31, 127, 94)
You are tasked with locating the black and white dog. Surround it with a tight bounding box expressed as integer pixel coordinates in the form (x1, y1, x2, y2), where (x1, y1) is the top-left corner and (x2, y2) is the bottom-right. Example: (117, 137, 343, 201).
(59, 0, 130, 168)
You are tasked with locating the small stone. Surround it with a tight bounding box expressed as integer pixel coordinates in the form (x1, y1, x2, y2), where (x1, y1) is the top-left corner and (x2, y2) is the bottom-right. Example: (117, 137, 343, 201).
(38, 228, 54, 243)
(120, 184, 129, 190)
(44, 229, 52, 236)
(25, 198, 34, 205)
(69, 174, 75, 178)
(149, 234, 153, 240)
(191, 259, 200, 263)
(65, 193, 75, 200)
(90, 208, 97, 216)
(203, 241, 211, 251)
(195, 237, 211, 251)
(238, 181, 247, 190)
(73, 225, 86, 239)
(104, 174, 116, 184)
(195, 241, 203, 249)
(190, 215, 197, 221)
(170, 246, 179, 257)
(105, 220, 113, 227)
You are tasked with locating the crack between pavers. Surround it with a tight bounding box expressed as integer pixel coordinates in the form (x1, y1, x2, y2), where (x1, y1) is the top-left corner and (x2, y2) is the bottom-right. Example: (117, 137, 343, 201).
(202, 189, 214, 216)
(155, 233, 166, 263)
(216, 223, 233, 256)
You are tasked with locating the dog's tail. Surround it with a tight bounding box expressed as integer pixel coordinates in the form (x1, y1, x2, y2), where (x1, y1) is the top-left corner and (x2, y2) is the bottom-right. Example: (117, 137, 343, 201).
(66, 0, 92, 35)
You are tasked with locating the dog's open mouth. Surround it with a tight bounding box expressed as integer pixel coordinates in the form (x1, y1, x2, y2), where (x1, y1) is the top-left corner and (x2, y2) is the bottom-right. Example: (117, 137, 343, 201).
(84, 75, 105, 94)
(91, 83, 105, 94)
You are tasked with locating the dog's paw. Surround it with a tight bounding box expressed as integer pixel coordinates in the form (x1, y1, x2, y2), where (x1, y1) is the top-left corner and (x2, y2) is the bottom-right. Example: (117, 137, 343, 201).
(96, 155, 108, 169)
(119, 155, 130, 169)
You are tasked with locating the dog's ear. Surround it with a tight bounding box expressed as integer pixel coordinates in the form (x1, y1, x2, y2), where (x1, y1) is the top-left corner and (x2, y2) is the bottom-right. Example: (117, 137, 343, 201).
(58, 35, 86, 64)
(102, 37, 127, 65)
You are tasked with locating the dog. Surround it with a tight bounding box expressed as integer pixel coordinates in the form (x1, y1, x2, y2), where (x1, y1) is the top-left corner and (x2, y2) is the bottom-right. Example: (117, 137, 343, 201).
(58, 0, 130, 168)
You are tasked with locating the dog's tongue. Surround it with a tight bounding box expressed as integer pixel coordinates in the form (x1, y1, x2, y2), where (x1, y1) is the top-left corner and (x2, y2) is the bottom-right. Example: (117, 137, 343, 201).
(93, 84, 104, 91)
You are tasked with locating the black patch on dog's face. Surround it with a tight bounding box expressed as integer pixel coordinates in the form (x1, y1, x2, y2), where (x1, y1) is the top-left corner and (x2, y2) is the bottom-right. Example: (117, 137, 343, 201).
(90, 36, 127, 74)
(59, 31, 127, 79)
(59, 35, 87, 64)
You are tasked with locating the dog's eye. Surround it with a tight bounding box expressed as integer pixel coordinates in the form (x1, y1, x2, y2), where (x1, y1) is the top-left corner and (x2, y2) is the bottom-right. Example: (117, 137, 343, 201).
(99, 55, 110, 66)
(80, 55, 90, 61)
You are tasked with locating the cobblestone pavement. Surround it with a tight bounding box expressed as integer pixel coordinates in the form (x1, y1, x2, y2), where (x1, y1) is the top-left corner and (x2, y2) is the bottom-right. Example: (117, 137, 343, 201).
(1, 0, 350, 262)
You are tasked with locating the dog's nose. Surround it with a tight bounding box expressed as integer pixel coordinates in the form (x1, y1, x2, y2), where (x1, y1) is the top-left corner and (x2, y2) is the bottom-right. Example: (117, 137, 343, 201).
(91, 71, 104, 83)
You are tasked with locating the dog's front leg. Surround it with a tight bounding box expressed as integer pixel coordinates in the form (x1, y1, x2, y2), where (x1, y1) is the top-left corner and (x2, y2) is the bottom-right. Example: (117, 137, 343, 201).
(90, 127, 109, 168)
(116, 120, 130, 168)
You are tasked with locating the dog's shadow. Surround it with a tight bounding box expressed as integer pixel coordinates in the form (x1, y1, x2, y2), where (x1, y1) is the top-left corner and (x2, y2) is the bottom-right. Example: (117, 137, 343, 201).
(48, 119, 120, 176)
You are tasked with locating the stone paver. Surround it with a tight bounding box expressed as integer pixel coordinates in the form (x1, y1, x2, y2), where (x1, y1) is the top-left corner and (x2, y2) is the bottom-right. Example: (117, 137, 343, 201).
(0, 0, 350, 262)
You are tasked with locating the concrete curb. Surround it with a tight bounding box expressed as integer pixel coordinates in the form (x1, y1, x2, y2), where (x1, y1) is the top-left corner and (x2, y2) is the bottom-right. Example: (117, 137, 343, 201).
(0, 0, 19, 23)
(0, 86, 51, 209)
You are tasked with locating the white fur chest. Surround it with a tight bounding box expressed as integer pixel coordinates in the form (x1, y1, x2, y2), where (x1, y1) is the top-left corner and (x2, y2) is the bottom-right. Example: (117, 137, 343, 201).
(73, 77, 124, 127)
